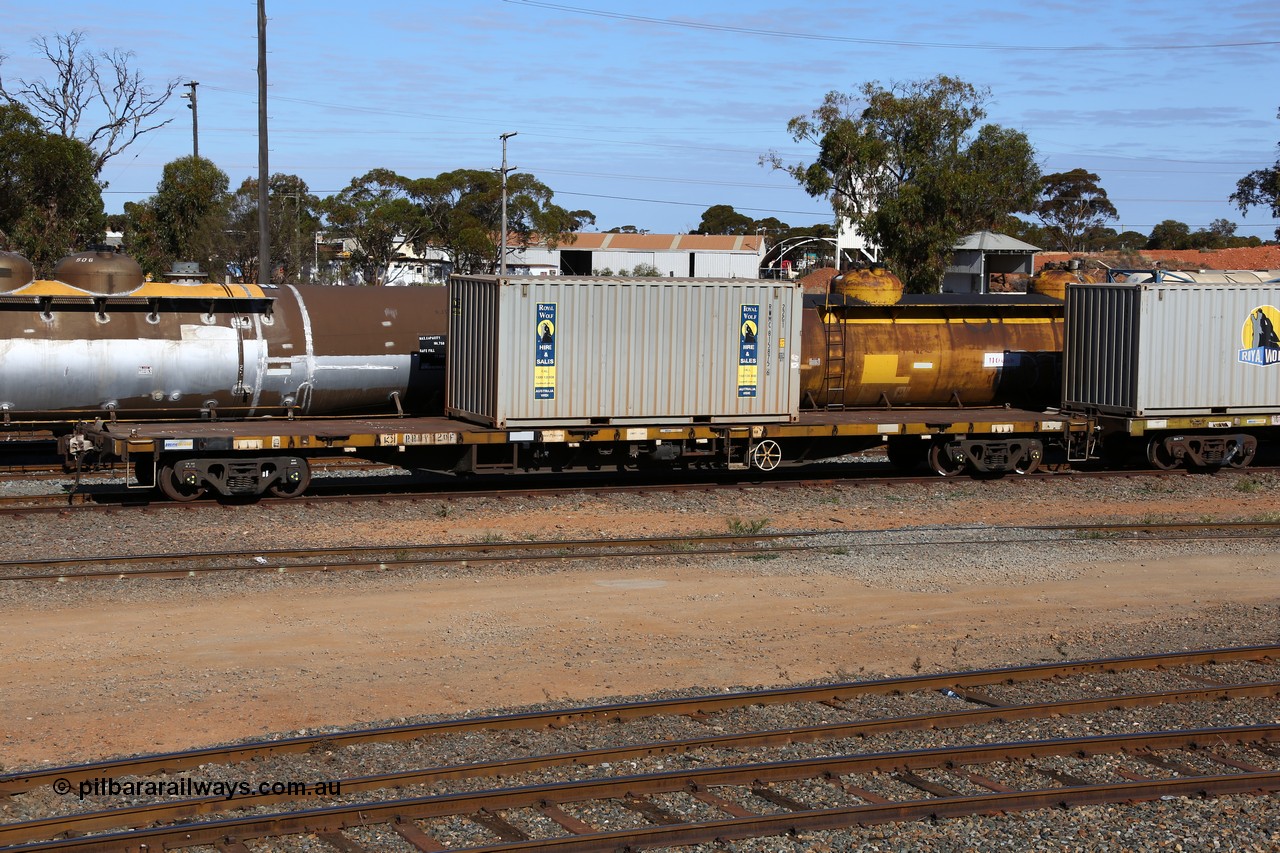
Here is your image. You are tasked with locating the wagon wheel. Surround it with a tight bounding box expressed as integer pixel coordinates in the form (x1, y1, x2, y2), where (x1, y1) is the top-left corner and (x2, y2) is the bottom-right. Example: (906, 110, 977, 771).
(1013, 446, 1042, 475)
(750, 439, 782, 471)
(927, 443, 966, 477)
(268, 461, 311, 498)
(1146, 438, 1180, 471)
(157, 463, 206, 502)
(1225, 439, 1257, 469)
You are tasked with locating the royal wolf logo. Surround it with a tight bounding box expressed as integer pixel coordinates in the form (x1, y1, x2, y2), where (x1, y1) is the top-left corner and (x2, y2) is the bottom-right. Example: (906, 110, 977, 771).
(1239, 305, 1280, 366)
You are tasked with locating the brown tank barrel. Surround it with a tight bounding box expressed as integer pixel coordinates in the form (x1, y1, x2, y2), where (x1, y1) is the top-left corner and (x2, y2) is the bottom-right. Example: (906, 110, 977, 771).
(799, 298, 1064, 409)
(0, 252, 35, 293)
(53, 248, 146, 295)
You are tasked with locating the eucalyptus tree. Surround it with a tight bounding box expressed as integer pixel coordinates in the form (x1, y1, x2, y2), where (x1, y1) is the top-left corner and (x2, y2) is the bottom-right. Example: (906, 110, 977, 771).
(0, 102, 103, 274)
(765, 75, 1040, 292)
(1232, 106, 1280, 240)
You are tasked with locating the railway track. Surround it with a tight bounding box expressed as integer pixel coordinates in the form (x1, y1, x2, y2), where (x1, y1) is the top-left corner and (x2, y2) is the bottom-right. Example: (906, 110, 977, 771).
(2, 520, 1280, 583)
(0, 461, 1269, 517)
(0, 514, 1274, 581)
(1, 646, 1276, 850)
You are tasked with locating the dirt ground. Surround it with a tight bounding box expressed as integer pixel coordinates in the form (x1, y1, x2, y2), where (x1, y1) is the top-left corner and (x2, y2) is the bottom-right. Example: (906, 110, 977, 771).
(3, 479, 1279, 770)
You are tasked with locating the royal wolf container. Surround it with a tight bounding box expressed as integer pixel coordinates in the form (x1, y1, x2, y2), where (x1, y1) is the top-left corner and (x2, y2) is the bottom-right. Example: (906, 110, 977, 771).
(1063, 280, 1280, 416)
(447, 275, 802, 427)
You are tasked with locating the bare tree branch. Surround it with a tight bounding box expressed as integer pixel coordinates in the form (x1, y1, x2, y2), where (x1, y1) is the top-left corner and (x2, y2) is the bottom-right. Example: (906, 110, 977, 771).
(0, 30, 178, 176)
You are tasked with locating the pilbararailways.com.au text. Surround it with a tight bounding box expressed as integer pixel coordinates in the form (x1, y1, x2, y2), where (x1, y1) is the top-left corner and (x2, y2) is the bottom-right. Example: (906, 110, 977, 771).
(55, 776, 342, 802)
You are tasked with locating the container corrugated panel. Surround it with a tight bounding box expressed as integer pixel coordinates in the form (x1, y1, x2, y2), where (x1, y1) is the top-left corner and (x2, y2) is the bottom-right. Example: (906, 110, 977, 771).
(1064, 282, 1280, 416)
(447, 276, 802, 427)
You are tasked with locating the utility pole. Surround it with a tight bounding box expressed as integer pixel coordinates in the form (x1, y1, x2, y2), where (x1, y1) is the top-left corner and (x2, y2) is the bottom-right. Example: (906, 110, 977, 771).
(180, 81, 199, 159)
(257, 0, 270, 284)
(498, 132, 517, 276)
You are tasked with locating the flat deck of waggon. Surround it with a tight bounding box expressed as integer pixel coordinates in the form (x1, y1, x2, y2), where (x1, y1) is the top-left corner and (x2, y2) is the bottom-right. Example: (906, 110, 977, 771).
(78, 406, 1077, 457)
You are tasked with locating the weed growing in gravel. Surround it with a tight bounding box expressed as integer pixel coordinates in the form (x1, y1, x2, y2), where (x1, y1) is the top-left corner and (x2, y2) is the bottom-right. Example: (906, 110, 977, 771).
(745, 553, 779, 562)
(727, 517, 771, 535)
(1235, 479, 1262, 493)
(476, 531, 504, 543)
(435, 503, 451, 518)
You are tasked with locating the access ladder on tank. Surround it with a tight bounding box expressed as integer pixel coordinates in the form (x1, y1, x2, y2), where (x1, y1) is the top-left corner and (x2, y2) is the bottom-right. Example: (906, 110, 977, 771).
(820, 303, 847, 410)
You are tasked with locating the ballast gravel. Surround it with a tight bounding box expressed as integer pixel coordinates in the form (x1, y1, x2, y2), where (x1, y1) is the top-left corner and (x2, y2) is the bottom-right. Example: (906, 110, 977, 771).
(0, 468, 1278, 849)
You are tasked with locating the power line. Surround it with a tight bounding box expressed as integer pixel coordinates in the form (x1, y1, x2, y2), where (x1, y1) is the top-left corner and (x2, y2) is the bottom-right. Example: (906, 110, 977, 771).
(503, 1, 1280, 51)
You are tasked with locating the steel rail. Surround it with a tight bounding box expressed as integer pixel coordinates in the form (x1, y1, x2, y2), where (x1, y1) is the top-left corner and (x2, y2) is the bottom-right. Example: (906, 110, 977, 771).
(453, 772, 1280, 853)
(4, 521, 1280, 582)
(0, 463, 1258, 515)
(8, 725, 1278, 852)
(4, 680, 1278, 846)
(2, 645, 1274, 796)
(0, 532, 799, 581)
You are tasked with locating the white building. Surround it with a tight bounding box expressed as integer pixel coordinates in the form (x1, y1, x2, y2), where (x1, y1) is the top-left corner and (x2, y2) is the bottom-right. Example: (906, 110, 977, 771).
(512, 232, 768, 278)
(353, 232, 770, 284)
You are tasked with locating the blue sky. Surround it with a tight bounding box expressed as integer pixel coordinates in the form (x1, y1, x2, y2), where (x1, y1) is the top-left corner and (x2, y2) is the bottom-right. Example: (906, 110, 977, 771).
(4, 0, 1278, 240)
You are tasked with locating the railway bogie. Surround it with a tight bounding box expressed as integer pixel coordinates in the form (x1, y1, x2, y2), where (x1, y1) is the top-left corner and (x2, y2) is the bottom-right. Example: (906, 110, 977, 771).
(150, 454, 312, 501)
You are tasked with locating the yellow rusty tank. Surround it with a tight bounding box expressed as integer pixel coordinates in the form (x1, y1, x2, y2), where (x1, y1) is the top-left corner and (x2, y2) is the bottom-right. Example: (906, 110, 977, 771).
(52, 247, 146, 295)
(1031, 266, 1096, 300)
(831, 267, 904, 305)
(799, 294, 1064, 409)
(0, 251, 35, 293)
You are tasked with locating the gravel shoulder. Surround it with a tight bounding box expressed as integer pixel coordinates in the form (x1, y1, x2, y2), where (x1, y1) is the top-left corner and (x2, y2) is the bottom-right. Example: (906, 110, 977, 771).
(2, 471, 1279, 772)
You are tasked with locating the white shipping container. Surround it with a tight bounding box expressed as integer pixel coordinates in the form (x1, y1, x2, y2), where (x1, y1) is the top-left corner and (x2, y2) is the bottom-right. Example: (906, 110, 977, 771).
(447, 276, 802, 427)
(1064, 281, 1280, 416)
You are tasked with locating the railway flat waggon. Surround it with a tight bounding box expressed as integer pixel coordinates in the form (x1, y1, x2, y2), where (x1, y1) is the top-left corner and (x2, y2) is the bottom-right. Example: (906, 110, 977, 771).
(36, 250, 1280, 500)
(1063, 274, 1280, 470)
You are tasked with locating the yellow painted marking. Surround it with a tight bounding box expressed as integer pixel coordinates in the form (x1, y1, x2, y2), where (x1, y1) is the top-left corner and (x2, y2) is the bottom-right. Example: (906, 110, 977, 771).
(860, 354, 910, 384)
(15, 280, 271, 299)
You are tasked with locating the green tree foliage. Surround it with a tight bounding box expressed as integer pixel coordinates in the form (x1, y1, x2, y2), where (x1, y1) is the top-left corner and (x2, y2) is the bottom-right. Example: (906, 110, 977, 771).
(1146, 219, 1191, 250)
(1035, 169, 1118, 252)
(766, 75, 1040, 292)
(0, 31, 177, 177)
(407, 169, 594, 274)
(1231, 108, 1280, 241)
(692, 204, 755, 235)
(320, 169, 425, 285)
(227, 174, 321, 284)
(123, 156, 230, 281)
(1114, 230, 1152, 251)
(0, 102, 103, 274)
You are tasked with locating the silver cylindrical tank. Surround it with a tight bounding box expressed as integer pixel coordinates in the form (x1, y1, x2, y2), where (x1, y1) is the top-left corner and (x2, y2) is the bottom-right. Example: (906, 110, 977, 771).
(0, 271, 449, 421)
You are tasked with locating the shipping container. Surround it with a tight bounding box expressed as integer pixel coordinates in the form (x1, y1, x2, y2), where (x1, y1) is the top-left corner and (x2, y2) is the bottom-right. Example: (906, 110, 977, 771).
(447, 275, 802, 427)
(1063, 281, 1280, 416)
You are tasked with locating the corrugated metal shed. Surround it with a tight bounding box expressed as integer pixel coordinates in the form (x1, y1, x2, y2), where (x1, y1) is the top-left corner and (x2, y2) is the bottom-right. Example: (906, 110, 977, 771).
(508, 233, 768, 278)
(944, 231, 1041, 294)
